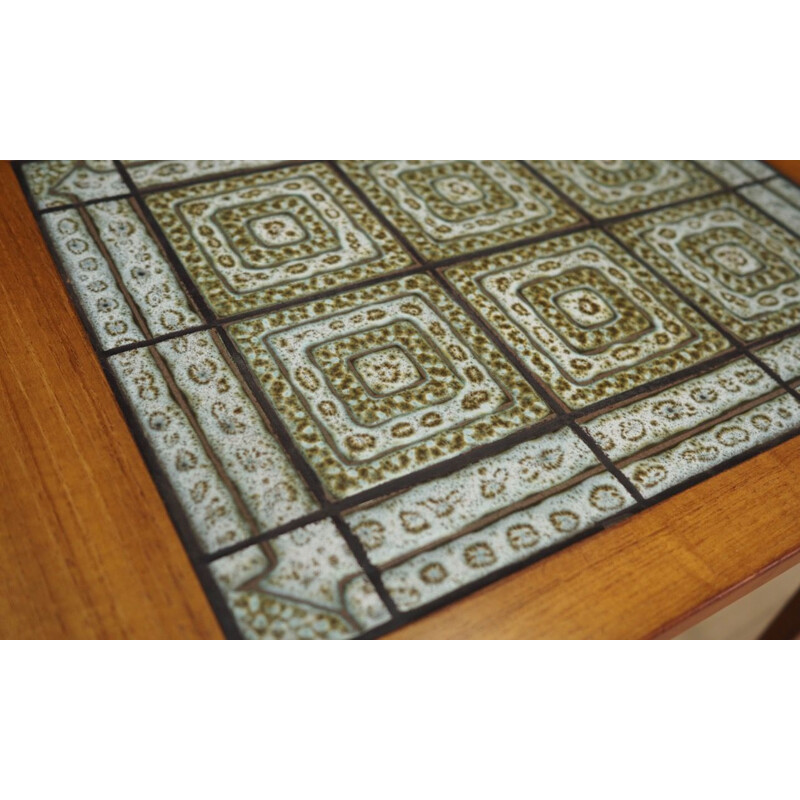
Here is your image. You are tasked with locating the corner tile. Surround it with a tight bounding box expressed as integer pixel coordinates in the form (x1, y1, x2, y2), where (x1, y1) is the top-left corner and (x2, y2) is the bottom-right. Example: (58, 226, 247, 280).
(697, 160, 774, 186)
(740, 177, 800, 236)
(21, 160, 128, 210)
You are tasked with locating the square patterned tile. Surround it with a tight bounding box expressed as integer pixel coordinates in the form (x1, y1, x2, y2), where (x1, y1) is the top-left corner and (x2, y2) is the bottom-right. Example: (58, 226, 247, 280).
(443, 229, 729, 409)
(228, 273, 551, 498)
(18, 159, 800, 640)
(528, 160, 720, 219)
(340, 160, 584, 261)
(42, 198, 203, 350)
(580, 357, 800, 499)
(145, 162, 415, 316)
(209, 519, 391, 639)
(108, 330, 318, 553)
(345, 426, 635, 612)
(613, 193, 800, 342)
(22, 160, 128, 210)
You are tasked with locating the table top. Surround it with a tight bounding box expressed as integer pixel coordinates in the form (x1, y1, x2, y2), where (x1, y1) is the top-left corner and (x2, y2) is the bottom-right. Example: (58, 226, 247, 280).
(3, 159, 800, 639)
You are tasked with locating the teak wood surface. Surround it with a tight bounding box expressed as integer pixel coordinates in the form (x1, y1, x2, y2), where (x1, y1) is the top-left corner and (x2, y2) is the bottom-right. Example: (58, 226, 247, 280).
(2, 160, 800, 640)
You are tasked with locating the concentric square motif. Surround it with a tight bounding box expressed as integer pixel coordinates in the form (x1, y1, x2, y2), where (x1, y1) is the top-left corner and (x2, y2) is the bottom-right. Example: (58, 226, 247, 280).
(42, 198, 203, 350)
(613, 194, 800, 341)
(108, 330, 317, 553)
(345, 427, 635, 612)
(123, 160, 286, 189)
(528, 160, 720, 219)
(581, 358, 800, 498)
(145, 162, 415, 315)
(21, 160, 128, 210)
(340, 160, 583, 261)
(209, 519, 391, 639)
(228, 273, 551, 498)
(444, 229, 729, 409)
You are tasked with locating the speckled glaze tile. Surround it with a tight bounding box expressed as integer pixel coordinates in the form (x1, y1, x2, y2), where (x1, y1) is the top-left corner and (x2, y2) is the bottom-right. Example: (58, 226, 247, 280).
(123, 160, 285, 189)
(340, 160, 584, 261)
(697, 160, 775, 187)
(613, 193, 800, 342)
(581, 358, 800, 499)
(145, 162, 415, 316)
(228, 273, 551, 498)
(21, 161, 128, 209)
(740, 177, 800, 235)
(444, 229, 729, 409)
(108, 330, 317, 553)
(17, 160, 800, 639)
(345, 426, 634, 612)
(209, 519, 390, 639)
(42, 199, 202, 350)
(528, 160, 720, 219)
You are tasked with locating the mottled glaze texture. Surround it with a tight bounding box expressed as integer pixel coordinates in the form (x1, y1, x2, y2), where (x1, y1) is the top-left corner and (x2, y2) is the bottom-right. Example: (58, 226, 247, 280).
(19, 159, 800, 639)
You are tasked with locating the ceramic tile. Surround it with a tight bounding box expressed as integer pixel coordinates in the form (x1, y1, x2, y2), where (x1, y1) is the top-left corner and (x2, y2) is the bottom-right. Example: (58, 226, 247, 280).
(581, 357, 800, 498)
(340, 160, 584, 261)
(209, 519, 391, 639)
(145, 162, 415, 316)
(108, 330, 317, 552)
(123, 160, 284, 189)
(528, 160, 720, 219)
(740, 177, 800, 235)
(756, 332, 800, 387)
(443, 229, 729, 409)
(613, 194, 800, 342)
(345, 426, 634, 612)
(228, 273, 551, 499)
(697, 160, 774, 186)
(19, 159, 800, 639)
(21, 160, 128, 209)
(42, 200, 203, 350)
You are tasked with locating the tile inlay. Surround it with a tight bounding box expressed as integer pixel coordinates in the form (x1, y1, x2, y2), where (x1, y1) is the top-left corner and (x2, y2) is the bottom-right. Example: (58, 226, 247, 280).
(17, 159, 800, 639)
(529, 160, 721, 219)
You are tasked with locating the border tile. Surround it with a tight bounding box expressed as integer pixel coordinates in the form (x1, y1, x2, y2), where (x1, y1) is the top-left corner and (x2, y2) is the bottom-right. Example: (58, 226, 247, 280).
(612, 193, 800, 341)
(444, 229, 728, 409)
(697, 160, 774, 186)
(209, 519, 390, 639)
(108, 330, 317, 552)
(740, 177, 800, 236)
(756, 331, 800, 387)
(42, 199, 203, 350)
(21, 160, 128, 210)
(340, 160, 583, 260)
(145, 162, 415, 315)
(123, 160, 285, 189)
(529, 160, 720, 219)
(345, 427, 634, 612)
(581, 357, 800, 498)
(228, 273, 551, 498)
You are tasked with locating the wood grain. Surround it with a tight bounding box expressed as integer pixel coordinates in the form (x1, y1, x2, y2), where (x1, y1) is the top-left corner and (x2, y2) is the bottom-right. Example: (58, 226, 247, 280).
(0, 161, 222, 638)
(1, 159, 799, 639)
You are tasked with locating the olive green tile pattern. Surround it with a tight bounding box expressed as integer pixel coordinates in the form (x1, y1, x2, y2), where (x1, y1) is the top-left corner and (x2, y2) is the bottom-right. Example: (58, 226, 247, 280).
(123, 160, 286, 189)
(108, 330, 318, 553)
(209, 519, 391, 639)
(22, 160, 128, 210)
(443, 229, 729, 409)
(228, 273, 551, 499)
(581, 358, 800, 499)
(346, 427, 635, 612)
(529, 160, 721, 219)
(340, 160, 584, 261)
(18, 159, 800, 640)
(613, 194, 800, 342)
